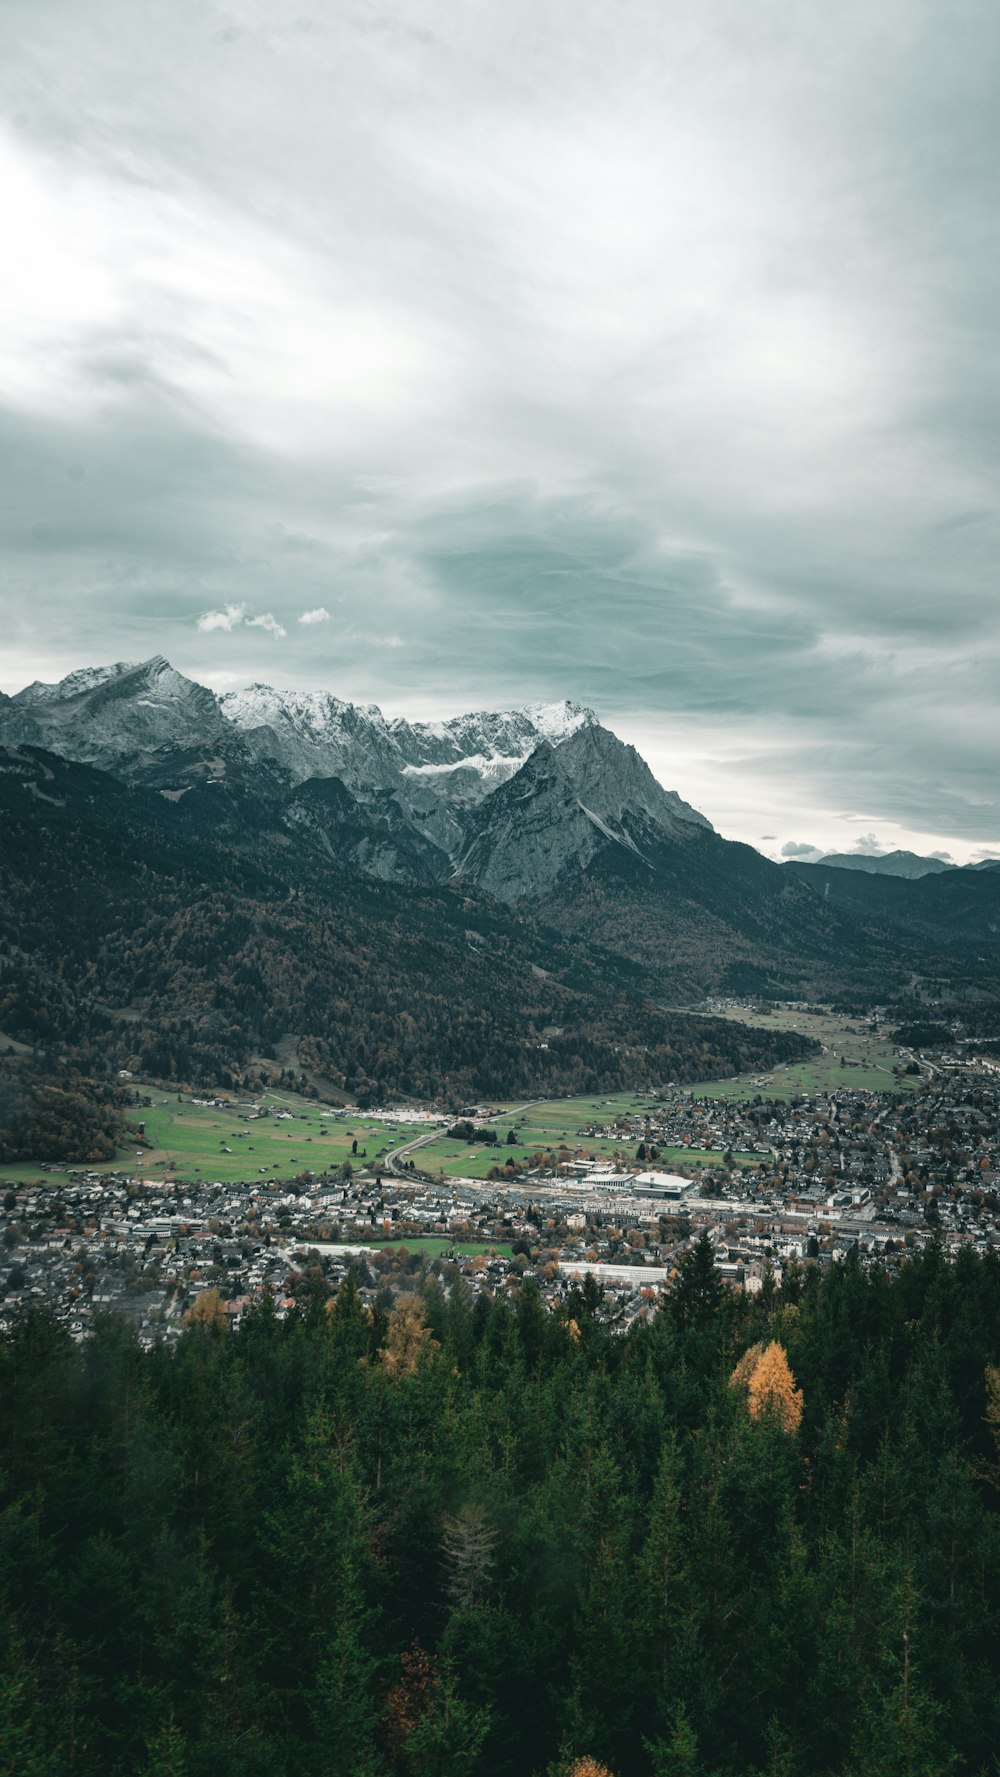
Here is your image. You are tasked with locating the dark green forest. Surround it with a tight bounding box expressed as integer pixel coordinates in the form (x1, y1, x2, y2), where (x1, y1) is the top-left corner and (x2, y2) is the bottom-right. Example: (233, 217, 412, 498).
(4, 1243, 1000, 1775)
(0, 1064, 135, 1164)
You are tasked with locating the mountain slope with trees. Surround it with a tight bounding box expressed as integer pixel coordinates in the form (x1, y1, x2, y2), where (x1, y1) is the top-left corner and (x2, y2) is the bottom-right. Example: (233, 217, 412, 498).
(0, 747, 816, 1117)
(5, 657, 1000, 1017)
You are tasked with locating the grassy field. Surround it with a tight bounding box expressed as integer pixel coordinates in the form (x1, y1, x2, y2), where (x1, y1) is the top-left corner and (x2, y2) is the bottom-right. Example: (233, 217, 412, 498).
(2, 1008, 914, 1185)
(683, 1005, 920, 1098)
(417, 1094, 758, 1177)
(414, 1017, 914, 1178)
(0, 1089, 433, 1187)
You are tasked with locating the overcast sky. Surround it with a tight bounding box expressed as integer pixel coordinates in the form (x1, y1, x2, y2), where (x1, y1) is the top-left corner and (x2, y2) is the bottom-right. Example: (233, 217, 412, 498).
(2, 0, 998, 862)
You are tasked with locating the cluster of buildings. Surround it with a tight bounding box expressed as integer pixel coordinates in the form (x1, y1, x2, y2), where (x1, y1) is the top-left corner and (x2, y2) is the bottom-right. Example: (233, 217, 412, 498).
(2, 1060, 999, 1343)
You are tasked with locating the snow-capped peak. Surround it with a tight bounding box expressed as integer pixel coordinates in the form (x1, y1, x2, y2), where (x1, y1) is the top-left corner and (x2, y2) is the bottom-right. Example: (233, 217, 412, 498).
(0, 657, 224, 766)
(14, 659, 145, 704)
(215, 684, 598, 797)
(521, 700, 595, 743)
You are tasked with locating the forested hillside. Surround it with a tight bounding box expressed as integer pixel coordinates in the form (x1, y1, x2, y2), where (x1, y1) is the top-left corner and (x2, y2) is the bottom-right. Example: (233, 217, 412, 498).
(0, 747, 815, 1112)
(0, 1061, 135, 1164)
(3, 1244, 1000, 1775)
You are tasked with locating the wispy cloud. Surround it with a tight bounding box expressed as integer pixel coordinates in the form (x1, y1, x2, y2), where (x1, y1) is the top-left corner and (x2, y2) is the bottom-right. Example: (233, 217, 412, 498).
(196, 604, 286, 639)
(299, 606, 331, 626)
(246, 612, 287, 639)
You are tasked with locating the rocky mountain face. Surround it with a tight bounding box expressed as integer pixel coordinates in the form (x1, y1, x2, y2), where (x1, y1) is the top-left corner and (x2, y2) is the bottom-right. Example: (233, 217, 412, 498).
(1, 658, 638, 816)
(0, 658, 713, 897)
(6, 654, 997, 1005)
(1, 657, 226, 772)
(1, 742, 830, 1104)
(455, 725, 710, 902)
(219, 684, 404, 794)
(284, 777, 453, 886)
(218, 681, 597, 802)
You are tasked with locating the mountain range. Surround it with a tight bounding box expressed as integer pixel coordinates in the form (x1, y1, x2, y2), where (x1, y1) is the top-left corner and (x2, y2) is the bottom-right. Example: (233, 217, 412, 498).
(813, 849, 953, 879)
(2, 655, 999, 1103)
(0, 656, 709, 867)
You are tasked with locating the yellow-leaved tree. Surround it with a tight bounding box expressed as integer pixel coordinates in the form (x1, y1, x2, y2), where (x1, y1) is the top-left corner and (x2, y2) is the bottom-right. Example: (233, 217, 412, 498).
(182, 1286, 227, 1332)
(729, 1340, 764, 1391)
(378, 1294, 439, 1380)
(982, 1363, 1000, 1486)
(732, 1339, 804, 1433)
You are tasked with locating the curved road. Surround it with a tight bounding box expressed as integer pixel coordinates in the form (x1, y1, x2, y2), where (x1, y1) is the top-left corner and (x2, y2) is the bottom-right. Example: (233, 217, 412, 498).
(384, 1101, 542, 1180)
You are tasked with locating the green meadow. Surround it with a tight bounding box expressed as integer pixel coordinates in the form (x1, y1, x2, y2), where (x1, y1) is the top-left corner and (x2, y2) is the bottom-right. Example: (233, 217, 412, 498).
(682, 1005, 921, 1099)
(416, 1093, 759, 1179)
(1, 1006, 914, 1187)
(0, 1088, 432, 1187)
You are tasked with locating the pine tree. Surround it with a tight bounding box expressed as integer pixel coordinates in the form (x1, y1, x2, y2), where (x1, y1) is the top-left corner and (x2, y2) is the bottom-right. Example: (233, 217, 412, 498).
(403, 1659, 492, 1777)
(646, 1705, 701, 1777)
(139, 1709, 188, 1777)
(671, 1232, 723, 1329)
(441, 1505, 498, 1612)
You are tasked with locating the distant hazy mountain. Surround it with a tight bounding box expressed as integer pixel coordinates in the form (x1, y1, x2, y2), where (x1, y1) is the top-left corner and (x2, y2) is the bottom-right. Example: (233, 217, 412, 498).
(814, 849, 953, 879)
(786, 857, 1000, 956)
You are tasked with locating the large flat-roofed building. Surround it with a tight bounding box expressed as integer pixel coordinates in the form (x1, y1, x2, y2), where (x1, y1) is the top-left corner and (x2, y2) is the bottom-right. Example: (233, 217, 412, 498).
(632, 1170, 698, 1200)
(584, 1170, 635, 1193)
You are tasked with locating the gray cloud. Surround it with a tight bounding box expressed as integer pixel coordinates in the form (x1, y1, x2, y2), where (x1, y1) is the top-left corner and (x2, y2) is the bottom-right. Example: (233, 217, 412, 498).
(781, 842, 822, 859)
(0, 0, 997, 859)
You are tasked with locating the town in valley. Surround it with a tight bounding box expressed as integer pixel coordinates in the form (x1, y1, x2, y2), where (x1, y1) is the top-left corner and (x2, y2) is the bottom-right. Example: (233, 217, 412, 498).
(5, 1002, 999, 1346)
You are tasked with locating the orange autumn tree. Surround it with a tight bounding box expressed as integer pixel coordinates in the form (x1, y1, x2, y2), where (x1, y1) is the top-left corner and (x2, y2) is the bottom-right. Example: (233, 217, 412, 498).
(731, 1339, 804, 1433)
(982, 1363, 1000, 1486)
(183, 1286, 227, 1332)
(378, 1293, 439, 1380)
(729, 1340, 764, 1390)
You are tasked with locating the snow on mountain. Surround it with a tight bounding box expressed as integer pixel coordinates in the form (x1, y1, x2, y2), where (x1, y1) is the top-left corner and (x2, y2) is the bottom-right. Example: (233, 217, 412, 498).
(454, 725, 712, 901)
(0, 657, 226, 766)
(220, 683, 402, 793)
(390, 700, 594, 769)
(1, 660, 713, 891)
(221, 686, 602, 805)
(13, 661, 135, 704)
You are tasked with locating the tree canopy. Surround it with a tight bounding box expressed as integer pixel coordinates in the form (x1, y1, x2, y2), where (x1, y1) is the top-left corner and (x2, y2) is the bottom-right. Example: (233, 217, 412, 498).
(3, 1244, 1000, 1774)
